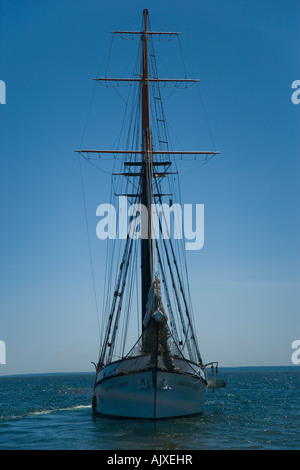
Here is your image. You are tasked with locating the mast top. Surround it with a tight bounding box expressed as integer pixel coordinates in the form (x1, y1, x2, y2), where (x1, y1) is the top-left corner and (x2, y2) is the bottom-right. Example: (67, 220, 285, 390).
(112, 9, 180, 37)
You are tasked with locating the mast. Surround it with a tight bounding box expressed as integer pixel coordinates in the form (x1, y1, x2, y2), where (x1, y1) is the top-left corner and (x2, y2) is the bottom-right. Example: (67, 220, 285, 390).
(75, 9, 220, 361)
(141, 8, 153, 325)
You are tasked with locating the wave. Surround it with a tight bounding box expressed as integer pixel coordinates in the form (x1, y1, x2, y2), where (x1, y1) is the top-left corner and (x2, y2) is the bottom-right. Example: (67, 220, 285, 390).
(0, 404, 92, 423)
(28, 404, 92, 416)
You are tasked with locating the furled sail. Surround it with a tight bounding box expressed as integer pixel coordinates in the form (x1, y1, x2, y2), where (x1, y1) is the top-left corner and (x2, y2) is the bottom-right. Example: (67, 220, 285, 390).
(142, 276, 174, 371)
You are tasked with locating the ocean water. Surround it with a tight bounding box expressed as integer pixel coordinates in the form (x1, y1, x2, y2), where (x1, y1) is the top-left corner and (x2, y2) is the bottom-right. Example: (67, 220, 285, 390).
(0, 368, 299, 450)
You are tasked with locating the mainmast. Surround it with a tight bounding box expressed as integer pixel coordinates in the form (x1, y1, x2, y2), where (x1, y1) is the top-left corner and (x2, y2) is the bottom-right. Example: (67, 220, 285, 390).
(140, 8, 153, 325)
(75, 10, 220, 357)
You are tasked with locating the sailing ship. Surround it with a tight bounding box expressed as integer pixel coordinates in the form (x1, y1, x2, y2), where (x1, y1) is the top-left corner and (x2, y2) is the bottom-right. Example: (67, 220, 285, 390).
(76, 9, 224, 419)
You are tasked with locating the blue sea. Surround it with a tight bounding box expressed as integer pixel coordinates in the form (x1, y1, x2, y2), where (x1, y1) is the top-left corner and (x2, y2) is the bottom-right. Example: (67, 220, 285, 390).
(0, 368, 299, 450)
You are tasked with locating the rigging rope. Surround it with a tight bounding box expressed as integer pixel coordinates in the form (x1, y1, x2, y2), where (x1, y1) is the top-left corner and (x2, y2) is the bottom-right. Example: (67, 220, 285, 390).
(78, 19, 217, 366)
(78, 156, 101, 341)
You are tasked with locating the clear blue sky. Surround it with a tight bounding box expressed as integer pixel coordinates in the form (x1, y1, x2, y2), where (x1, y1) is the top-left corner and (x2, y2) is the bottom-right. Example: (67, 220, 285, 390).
(0, 0, 299, 375)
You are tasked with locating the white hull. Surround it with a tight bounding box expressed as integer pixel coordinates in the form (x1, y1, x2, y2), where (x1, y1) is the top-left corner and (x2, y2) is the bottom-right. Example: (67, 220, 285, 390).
(93, 356, 207, 419)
